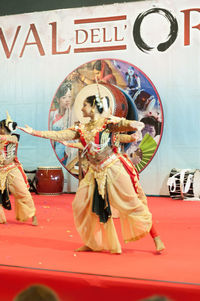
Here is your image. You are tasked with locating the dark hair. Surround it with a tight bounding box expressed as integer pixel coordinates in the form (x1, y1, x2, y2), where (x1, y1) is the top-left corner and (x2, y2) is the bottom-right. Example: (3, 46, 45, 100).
(140, 116, 161, 136)
(0, 119, 17, 133)
(93, 60, 102, 71)
(85, 95, 109, 114)
(13, 284, 59, 301)
(56, 81, 72, 99)
(0, 119, 6, 129)
(93, 60, 112, 75)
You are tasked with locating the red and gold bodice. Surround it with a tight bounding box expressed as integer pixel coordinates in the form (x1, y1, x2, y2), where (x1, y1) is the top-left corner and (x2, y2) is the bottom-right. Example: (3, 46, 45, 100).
(0, 134, 19, 166)
(77, 118, 120, 165)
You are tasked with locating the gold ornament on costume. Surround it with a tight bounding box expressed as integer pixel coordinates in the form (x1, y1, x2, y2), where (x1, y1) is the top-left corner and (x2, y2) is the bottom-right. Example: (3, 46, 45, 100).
(81, 119, 105, 145)
(5, 111, 13, 127)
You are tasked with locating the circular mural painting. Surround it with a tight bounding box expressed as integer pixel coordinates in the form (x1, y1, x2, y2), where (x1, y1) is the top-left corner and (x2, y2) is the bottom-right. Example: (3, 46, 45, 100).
(48, 58, 163, 176)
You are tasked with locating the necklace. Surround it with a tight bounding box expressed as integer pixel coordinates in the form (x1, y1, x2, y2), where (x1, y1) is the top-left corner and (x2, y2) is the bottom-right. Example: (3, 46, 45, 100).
(82, 118, 105, 143)
(88, 119, 98, 126)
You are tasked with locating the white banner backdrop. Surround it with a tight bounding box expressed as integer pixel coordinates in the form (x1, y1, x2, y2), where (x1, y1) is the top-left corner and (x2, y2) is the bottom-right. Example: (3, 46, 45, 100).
(0, 0, 199, 195)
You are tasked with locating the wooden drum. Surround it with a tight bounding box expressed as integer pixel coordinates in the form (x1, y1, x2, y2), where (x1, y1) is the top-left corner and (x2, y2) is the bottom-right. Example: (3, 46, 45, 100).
(36, 166, 64, 195)
(101, 82, 128, 117)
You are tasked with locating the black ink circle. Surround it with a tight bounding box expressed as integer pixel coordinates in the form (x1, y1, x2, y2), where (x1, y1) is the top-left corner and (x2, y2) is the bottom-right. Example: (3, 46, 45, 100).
(133, 8, 178, 53)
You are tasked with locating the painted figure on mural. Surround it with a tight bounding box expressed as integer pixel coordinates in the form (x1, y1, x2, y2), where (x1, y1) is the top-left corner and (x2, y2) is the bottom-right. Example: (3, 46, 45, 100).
(0, 112, 37, 225)
(134, 90, 156, 112)
(125, 66, 141, 98)
(113, 62, 141, 99)
(92, 60, 117, 84)
(49, 81, 74, 165)
(141, 114, 161, 144)
(72, 60, 117, 85)
(19, 93, 165, 254)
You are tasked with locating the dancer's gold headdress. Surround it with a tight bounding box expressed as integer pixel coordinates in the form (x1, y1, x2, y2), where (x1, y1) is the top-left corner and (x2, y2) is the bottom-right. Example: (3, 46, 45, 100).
(95, 78, 109, 112)
(5, 111, 13, 127)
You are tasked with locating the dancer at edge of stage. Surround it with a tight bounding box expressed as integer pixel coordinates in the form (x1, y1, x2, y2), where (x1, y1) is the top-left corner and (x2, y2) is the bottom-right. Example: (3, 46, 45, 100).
(0, 112, 38, 225)
(19, 94, 165, 254)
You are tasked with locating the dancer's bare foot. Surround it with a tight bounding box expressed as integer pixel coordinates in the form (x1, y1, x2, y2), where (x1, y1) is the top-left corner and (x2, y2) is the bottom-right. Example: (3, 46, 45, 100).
(32, 215, 38, 226)
(75, 245, 93, 252)
(154, 236, 165, 253)
(110, 250, 121, 255)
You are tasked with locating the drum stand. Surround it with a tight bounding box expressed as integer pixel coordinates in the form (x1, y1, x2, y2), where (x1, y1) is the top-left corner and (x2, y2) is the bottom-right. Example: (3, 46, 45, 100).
(24, 170, 38, 194)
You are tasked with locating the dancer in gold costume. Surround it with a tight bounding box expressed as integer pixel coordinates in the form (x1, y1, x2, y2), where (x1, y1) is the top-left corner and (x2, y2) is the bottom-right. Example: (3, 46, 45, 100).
(19, 95, 164, 253)
(0, 113, 37, 225)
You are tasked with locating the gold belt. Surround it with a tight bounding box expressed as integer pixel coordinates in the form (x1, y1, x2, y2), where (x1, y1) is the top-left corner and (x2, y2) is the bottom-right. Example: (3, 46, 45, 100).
(90, 153, 118, 172)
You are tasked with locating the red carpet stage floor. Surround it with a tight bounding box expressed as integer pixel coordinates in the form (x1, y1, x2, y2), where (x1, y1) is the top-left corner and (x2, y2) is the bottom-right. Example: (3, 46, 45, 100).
(0, 194, 200, 301)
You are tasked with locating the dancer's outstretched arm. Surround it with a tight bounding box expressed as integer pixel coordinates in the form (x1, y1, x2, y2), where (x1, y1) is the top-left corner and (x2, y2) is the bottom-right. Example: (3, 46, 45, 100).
(18, 125, 79, 142)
